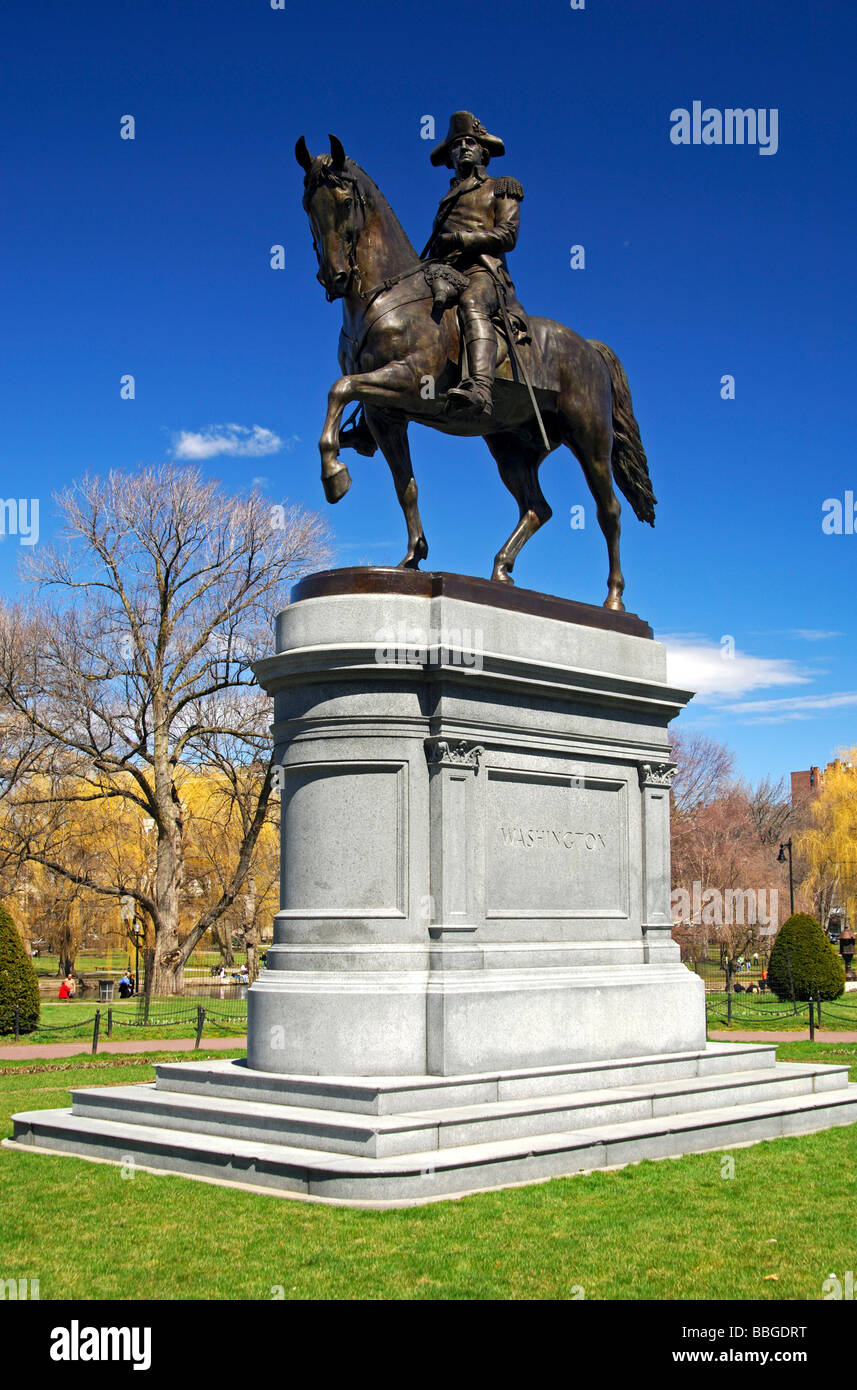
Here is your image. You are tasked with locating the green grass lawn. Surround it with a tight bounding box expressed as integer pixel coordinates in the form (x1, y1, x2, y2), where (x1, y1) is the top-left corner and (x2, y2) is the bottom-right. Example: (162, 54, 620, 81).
(0, 1042, 855, 1301)
(4, 999, 247, 1046)
(34, 950, 249, 978)
(706, 990, 857, 1031)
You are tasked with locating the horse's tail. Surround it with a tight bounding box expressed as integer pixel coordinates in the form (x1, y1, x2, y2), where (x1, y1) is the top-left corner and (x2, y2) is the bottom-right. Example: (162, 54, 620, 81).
(587, 340, 656, 526)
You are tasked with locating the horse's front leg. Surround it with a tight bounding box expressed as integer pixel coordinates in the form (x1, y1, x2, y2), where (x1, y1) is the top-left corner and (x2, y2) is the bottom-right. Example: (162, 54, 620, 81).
(319, 363, 418, 504)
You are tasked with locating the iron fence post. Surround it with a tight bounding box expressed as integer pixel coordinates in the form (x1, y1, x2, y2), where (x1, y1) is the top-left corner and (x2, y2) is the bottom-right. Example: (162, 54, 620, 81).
(92, 1009, 101, 1055)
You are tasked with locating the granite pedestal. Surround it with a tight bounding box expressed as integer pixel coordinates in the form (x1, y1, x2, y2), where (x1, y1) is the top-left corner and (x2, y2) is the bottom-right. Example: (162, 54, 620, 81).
(247, 568, 702, 1076)
(10, 570, 857, 1204)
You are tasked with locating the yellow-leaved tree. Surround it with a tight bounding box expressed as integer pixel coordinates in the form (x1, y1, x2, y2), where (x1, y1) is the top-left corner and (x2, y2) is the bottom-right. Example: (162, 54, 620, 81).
(796, 752, 857, 928)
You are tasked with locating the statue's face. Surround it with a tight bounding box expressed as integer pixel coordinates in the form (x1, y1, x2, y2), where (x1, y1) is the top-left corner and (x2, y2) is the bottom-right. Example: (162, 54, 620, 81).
(450, 135, 483, 175)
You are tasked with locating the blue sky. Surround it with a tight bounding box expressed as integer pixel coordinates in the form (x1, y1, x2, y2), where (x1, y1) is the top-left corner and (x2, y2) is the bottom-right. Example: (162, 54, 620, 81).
(2, 0, 855, 784)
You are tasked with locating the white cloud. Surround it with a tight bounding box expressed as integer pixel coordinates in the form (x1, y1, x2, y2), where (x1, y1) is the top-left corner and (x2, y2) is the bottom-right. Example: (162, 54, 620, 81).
(662, 636, 810, 701)
(172, 424, 285, 460)
(749, 628, 844, 642)
(718, 691, 857, 723)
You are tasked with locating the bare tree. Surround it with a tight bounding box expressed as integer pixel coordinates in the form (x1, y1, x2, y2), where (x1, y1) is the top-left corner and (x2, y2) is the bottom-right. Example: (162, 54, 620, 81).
(669, 727, 735, 815)
(670, 732, 787, 989)
(746, 775, 794, 847)
(0, 464, 329, 994)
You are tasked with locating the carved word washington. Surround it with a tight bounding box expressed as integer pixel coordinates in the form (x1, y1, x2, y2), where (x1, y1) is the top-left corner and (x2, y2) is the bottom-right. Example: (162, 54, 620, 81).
(670, 103, 778, 156)
(500, 827, 606, 851)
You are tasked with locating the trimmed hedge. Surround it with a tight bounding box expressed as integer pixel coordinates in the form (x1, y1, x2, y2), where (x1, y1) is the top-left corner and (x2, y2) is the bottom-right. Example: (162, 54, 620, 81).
(768, 913, 846, 1003)
(0, 902, 40, 1034)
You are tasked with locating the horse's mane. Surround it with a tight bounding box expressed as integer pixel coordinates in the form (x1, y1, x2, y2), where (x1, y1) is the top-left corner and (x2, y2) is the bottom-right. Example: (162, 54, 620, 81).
(302, 156, 415, 255)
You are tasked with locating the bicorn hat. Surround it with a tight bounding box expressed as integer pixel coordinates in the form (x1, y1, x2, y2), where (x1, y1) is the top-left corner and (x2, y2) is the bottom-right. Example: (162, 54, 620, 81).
(430, 111, 505, 168)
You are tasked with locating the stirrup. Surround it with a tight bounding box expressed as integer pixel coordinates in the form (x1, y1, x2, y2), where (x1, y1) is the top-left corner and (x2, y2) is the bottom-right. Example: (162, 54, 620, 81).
(446, 379, 493, 417)
(338, 406, 377, 457)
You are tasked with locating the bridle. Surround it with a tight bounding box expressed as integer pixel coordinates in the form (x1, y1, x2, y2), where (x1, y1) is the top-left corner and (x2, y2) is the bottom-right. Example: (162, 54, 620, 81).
(306, 165, 368, 301)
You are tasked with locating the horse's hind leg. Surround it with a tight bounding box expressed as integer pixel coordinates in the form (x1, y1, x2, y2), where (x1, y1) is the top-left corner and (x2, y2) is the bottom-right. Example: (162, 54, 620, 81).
(485, 432, 552, 585)
(563, 416, 625, 611)
(584, 448, 624, 610)
(366, 409, 428, 569)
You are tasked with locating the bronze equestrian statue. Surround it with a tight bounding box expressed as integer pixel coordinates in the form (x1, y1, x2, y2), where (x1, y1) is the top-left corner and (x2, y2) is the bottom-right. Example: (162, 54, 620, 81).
(295, 113, 655, 609)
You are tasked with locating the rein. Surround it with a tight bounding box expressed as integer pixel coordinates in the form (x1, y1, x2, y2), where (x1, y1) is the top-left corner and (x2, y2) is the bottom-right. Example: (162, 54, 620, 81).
(307, 161, 434, 360)
(341, 263, 434, 365)
(309, 167, 370, 302)
(340, 264, 433, 364)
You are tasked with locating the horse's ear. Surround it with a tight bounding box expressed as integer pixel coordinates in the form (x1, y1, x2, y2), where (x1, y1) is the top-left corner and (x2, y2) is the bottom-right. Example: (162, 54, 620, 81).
(328, 133, 346, 171)
(295, 135, 314, 173)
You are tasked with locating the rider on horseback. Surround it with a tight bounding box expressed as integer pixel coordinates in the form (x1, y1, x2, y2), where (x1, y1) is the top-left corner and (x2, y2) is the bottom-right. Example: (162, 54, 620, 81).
(425, 111, 525, 418)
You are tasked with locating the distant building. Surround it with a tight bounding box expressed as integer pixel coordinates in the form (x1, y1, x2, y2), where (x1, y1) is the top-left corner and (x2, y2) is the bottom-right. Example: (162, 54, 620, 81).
(790, 766, 821, 801)
(790, 758, 856, 803)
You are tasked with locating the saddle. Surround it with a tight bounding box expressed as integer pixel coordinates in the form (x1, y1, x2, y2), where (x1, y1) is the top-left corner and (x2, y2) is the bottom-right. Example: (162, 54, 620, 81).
(424, 261, 531, 346)
(338, 262, 534, 456)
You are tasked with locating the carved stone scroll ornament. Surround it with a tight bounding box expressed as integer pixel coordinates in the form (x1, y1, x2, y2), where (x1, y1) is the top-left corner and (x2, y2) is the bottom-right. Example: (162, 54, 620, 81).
(425, 739, 484, 770)
(638, 762, 677, 789)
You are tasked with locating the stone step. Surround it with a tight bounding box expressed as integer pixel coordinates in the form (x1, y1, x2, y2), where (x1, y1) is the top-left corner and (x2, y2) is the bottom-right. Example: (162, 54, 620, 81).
(153, 1042, 780, 1115)
(69, 1061, 848, 1158)
(9, 1081, 857, 1206)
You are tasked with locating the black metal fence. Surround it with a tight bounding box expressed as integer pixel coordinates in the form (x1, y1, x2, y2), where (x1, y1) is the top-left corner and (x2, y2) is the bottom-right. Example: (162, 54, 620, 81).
(8, 996, 247, 1053)
(685, 957, 770, 992)
(704, 991, 857, 1036)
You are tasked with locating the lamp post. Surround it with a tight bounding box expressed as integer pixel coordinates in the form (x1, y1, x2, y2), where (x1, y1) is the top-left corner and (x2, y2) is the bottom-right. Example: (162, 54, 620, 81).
(120, 896, 143, 995)
(132, 925, 143, 995)
(777, 839, 795, 916)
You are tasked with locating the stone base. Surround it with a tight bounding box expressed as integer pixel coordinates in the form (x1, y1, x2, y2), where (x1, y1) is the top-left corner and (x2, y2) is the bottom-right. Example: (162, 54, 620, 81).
(248, 568, 699, 1077)
(248, 962, 706, 1076)
(10, 1044, 857, 1207)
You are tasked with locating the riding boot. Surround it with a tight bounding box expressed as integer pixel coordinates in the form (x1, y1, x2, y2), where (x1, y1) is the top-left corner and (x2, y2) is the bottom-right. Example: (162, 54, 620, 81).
(447, 321, 497, 417)
(338, 406, 378, 457)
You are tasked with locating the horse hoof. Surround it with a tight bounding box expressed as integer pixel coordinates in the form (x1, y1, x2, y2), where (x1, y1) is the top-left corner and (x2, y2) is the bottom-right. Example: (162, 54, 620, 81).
(604, 594, 626, 612)
(322, 463, 352, 504)
(397, 537, 428, 570)
(492, 563, 515, 585)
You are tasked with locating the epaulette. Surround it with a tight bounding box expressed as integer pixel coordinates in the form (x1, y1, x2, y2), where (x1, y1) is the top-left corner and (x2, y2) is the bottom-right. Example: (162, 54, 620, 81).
(493, 176, 524, 200)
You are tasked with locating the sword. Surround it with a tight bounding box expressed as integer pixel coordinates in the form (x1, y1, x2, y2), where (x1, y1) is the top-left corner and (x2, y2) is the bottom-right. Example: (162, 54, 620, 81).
(478, 255, 551, 453)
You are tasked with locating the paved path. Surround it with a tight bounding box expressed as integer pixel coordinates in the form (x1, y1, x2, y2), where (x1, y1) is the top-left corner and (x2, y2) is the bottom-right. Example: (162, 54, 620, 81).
(0, 1036, 247, 1061)
(708, 1029, 857, 1043)
(3, 1030, 854, 1061)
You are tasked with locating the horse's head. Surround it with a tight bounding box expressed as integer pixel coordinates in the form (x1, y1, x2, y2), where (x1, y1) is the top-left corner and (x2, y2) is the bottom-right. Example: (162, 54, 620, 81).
(296, 134, 368, 301)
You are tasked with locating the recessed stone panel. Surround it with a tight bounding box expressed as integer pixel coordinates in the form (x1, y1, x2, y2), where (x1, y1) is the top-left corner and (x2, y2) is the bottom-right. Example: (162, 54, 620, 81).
(281, 761, 406, 916)
(485, 769, 628, 918)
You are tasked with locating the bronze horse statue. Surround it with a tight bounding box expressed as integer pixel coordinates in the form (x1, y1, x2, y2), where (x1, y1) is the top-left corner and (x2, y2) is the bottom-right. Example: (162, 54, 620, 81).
(296, 134, 655, 610)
